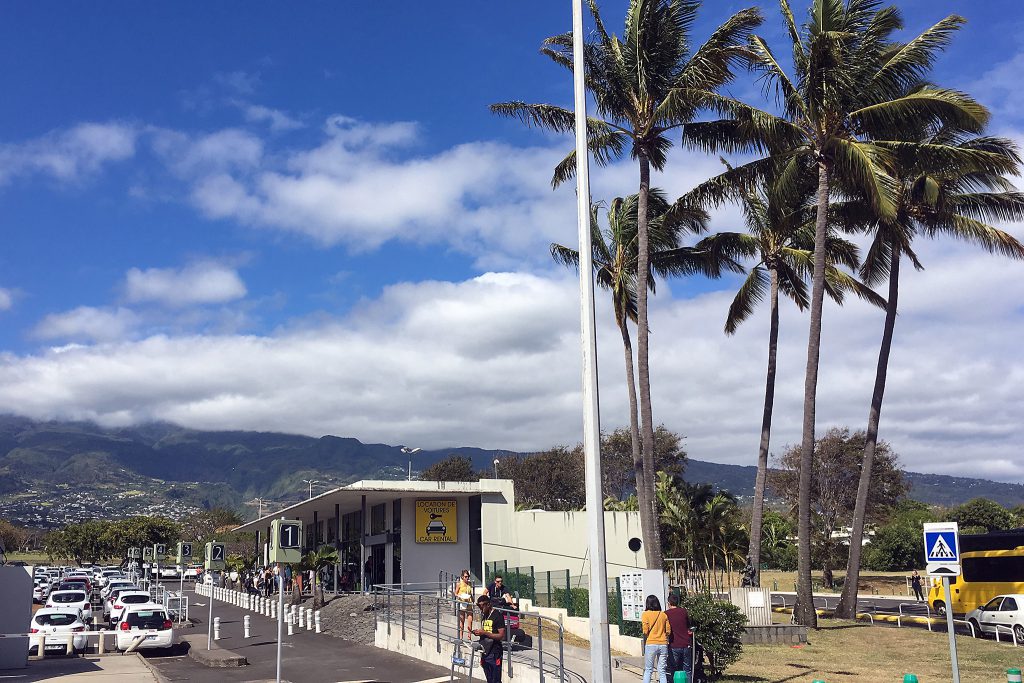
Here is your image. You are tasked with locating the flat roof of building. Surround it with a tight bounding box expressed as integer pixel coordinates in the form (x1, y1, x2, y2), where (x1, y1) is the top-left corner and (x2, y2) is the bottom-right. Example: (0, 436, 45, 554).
(233, 478, 513, 533)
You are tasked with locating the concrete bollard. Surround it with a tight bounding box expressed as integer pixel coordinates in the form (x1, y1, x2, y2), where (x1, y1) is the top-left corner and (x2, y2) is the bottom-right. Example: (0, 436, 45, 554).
(288, 615, 294, 636)
(298, 608, 305, 628)
(306, 608, 313, 631)
(214, 616, 221, 641)
(315, 610, 321, 634)
(1008, 670, 1022, 683)
(243, 615, 251, 639)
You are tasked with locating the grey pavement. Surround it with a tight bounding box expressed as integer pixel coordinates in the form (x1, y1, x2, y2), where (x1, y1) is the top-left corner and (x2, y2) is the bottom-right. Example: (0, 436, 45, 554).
(0, 654, 159, 682)
(145, 588, 453, 683)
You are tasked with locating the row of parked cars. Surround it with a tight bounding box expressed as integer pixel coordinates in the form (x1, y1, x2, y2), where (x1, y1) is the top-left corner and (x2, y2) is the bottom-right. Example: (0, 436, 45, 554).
(30, 564, 175, 655)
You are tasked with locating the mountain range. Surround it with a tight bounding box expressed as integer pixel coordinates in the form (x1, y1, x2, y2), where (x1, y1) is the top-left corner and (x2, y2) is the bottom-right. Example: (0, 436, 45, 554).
(0, 415, 1020, 528)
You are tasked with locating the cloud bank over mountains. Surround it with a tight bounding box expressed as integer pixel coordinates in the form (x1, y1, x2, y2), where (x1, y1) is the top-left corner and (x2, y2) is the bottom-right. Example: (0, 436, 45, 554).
(1, 109, 1022, 482)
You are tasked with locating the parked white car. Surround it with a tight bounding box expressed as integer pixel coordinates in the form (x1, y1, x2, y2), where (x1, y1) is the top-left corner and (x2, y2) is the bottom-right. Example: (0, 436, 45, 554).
(29, 608, 89, 656)
(103, 585, 140, 618)
(108, 591, 154, 626)
(32, 581, 51, 603)
(965, 594, 1024, 642)
(115, 605, 175, 652)
(101, 579, 134, 601)
(46, 590, 92, 624)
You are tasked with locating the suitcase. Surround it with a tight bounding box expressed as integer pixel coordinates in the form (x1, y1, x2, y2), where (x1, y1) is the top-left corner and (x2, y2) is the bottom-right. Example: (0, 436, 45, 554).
(509, 627, 533, 651)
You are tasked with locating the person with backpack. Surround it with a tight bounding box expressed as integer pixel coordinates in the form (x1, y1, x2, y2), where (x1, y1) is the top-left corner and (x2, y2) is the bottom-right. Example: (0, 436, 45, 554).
(641, 594, 671, 683)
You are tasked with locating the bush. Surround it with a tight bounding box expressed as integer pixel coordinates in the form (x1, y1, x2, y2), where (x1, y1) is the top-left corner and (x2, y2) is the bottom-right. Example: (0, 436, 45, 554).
(552, 586, 589, 617)
(682, 592, 746, 680)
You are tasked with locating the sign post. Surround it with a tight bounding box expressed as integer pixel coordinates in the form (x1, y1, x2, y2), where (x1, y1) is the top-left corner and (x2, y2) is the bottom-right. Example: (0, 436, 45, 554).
(270, 518, 301, 683)
(177, 542, 193, 619)
(153, 543, 167, 587)
(924, 522, 961, 683)
(205, 541, 226, 650)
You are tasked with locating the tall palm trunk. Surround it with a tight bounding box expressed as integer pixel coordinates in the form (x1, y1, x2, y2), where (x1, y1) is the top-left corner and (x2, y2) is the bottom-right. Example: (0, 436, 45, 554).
(796, 161, 831, 627)
(748, 267, 780, 588)
(836, 246, 900, 618)
(635, 150, 663, 568)
(615, 298, 648, 528)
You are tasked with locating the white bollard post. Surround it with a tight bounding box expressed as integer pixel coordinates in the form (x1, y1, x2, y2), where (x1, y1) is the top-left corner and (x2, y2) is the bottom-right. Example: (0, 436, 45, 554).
(243, 615, 251, 639)
(213, 616, 221, 641)
(271, 600, 277, 619)
(306, 608, 313, 631)
(315, 610, 321, 634)
(287, 615, 294, 636)
(298, 608, 305, 628)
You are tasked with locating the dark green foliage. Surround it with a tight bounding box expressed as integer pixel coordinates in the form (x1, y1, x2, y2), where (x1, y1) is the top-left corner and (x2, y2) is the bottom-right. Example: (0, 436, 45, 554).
(947, 498, 1016, 533)
(486, 570, 536, 602)
(602, 425, 687, 500)
(864, 522, 925, 571)
(681, 592, 746, 680)
(419, 455, 479, 482)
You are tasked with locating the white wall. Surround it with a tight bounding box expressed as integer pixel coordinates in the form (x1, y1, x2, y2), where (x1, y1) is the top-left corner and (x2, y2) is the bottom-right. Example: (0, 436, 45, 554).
(482, 508, 646, 578)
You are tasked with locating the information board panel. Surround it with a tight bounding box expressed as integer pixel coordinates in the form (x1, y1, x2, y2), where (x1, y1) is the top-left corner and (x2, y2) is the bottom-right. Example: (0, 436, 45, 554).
(415, 500, 457, 543)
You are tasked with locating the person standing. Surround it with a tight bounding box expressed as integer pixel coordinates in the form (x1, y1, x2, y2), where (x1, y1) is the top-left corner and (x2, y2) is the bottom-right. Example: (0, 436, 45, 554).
(911, 570, 924, 602)
(472, 595, 506, 683)
(454, 569, 475, 640)
(641, 595, 671, 683)
(665, 593, 691, 680)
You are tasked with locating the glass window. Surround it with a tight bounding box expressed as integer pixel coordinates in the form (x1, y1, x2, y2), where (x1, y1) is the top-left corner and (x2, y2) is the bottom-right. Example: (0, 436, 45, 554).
(984, 597, 1003, 611)
(317, 520, 324, 544)
(35, 613, 77, 626)
(393, 500, 402, 535)
(1001, 598, 1018, 611)
(371, 503, 386, 535)
(126, 610, 168, 629)
(964, 555, 1024, 583)
(122, 595, 149, 604)
(52, 592, 86, 603)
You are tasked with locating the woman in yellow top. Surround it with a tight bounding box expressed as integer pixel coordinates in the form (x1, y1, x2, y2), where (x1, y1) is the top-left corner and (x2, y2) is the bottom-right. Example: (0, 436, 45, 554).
(641, 595, 671, 683)
(454, 569, 474, 639)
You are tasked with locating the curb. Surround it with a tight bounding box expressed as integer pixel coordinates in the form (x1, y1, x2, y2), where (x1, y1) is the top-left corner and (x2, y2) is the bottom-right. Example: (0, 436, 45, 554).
(135, 651, 173, 683)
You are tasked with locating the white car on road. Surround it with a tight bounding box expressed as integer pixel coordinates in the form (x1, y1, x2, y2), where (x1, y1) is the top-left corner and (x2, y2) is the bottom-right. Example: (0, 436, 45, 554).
(115, 604, 175, 652)
(965, 594, 1024, 642)
(46, 590, 92, 625)
(108, 591, 154, 626)
(29, 608, 89, 656)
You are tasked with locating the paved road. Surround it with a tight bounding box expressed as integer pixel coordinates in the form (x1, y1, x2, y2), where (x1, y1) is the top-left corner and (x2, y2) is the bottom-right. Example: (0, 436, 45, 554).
(145, 590, 453, 683)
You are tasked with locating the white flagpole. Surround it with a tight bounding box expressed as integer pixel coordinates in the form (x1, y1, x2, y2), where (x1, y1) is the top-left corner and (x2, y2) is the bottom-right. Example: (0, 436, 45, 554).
(571, 0, 612, 680)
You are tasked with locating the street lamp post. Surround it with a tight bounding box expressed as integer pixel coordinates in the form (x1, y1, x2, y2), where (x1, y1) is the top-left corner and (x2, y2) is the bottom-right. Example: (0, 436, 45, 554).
(401, 447, 422, 481)
(493, 458, 499, 479)
(302, 480, 319, 500)
(570, 0, 612, 680)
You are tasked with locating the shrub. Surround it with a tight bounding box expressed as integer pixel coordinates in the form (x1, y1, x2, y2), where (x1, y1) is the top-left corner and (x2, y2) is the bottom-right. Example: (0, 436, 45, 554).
(682, 591, 746, 680)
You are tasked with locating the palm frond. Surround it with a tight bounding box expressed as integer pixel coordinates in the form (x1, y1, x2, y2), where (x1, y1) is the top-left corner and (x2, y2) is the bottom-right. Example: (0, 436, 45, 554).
(850, 88, 990, 137)
(828, 138, 898, 219)
(724, 265, 769, 334)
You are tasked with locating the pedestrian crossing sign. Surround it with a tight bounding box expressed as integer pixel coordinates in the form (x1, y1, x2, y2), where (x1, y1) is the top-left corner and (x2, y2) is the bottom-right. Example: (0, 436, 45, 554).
(923, 522, 960, 576)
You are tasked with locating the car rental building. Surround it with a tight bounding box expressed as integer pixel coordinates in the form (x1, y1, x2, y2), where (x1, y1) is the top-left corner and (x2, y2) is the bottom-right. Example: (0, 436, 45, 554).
(232, 478, 648, 588)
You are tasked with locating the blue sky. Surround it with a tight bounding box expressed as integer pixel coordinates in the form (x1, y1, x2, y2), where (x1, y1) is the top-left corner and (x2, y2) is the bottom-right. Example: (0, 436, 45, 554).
(1, 1, 1023, 482)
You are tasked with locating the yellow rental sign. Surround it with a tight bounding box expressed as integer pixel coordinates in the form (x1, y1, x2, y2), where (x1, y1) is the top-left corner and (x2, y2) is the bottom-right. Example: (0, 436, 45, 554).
(415, 500, 457, 543)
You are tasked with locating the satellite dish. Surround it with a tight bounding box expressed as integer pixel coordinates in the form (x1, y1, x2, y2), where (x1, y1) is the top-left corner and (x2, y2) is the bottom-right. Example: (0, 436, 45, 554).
(628, 537, 642, 553)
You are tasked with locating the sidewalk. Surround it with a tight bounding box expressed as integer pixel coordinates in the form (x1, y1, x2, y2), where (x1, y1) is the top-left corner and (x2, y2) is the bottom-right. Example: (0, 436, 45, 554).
(145, 588, 452, 683)
(2, 654, 159, 682)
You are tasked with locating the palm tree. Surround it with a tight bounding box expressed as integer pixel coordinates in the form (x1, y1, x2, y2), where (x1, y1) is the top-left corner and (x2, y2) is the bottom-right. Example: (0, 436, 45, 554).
(551, 189, 735, 528)
(695, 166, 884, 587)
(834, 128, 1024, 618)
(681, 0, 987, 625)
(493, 0, 763, 569)
(302, 546, 340, 609)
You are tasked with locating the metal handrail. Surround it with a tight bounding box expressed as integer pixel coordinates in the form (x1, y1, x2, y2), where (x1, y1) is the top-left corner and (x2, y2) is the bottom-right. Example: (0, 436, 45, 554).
(995, 624, 1020, 646)
(374, 582, 571, 682)
(897, 602, 933, 631)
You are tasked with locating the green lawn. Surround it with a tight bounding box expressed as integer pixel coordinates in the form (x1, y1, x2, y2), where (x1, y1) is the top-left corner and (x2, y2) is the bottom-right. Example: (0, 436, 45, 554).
(722, 621, 1022, 683)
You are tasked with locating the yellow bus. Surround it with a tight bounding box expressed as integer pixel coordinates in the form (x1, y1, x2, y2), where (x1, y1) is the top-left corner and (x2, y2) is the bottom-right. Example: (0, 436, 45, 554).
(928, 545, 1024, 616)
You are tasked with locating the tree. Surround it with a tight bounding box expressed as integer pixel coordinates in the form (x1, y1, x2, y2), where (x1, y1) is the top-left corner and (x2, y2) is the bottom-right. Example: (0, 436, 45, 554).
(697, 167, 883, 587)
(836, 126, 1024, 617)
(501, 447, 587, 511)
(552, 191, 715, 517)
(303, 545, 340, 609)
(494, 0, 763, 569)
(759, 510, 795, 570)
(769, 428, 907, 587)
(948, 498, 1015, 534)
(686, 0, 987, 625)
(0, 520, 27, 557)
(600, 424, 687, 501)
(1013, 506, 1024, 528)
(419, 455, 479, 482)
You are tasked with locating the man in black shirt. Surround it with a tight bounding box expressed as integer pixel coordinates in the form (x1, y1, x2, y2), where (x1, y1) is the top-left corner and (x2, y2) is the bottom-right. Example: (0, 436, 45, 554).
(484, 574, 519, 609)
(472, 595, 506, 683)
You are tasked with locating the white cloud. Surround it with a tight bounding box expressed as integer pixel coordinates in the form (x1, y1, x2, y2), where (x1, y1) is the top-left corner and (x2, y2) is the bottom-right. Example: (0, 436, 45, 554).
(124, 262, 247, 307)
(4, 257, 1024, 482)
(33, 307, 139, 343)
(243, 105, 303, 132)
(0, 289, 12, 311)
(151, 128, 263, 177)
(0, 122, 137, 185)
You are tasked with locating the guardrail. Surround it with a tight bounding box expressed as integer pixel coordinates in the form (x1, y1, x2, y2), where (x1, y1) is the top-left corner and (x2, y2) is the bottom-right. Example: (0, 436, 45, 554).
(995, 624, 1020, 646)
(897, 603, 933, 631)
(374, 581, 580, 683)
